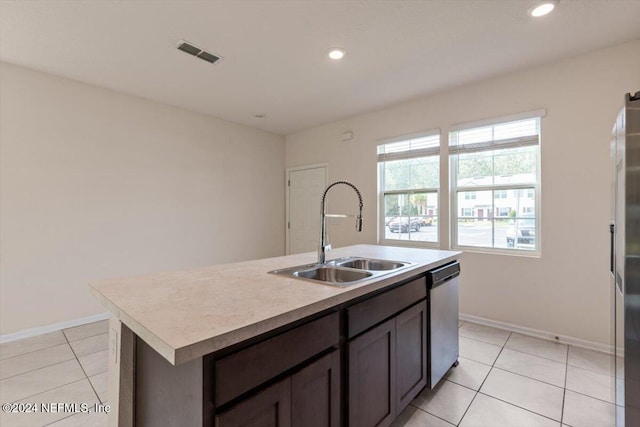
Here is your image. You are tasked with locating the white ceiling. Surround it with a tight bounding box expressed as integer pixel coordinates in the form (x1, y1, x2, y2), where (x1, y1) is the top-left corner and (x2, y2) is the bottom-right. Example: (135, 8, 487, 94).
(1, 1, 639, 135)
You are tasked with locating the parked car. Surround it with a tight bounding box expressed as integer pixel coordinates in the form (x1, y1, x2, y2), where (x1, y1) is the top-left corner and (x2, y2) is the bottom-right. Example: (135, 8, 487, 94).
(421, 216, 433, 226)
(506, 218, 535, 249)
(388, 217, 421, 233)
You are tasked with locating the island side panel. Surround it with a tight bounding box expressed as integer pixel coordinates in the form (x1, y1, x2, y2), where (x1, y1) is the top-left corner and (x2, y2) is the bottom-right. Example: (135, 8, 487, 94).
(135, 338, 203, 427)
(108, 316, 136, 427)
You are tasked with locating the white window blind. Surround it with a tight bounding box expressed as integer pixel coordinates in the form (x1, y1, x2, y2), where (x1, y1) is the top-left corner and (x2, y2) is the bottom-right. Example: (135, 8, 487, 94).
(377, 133, 440, 162)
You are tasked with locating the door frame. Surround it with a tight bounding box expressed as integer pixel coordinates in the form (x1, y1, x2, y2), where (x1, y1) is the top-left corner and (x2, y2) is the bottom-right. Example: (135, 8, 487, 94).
(285, 163, 328, 255)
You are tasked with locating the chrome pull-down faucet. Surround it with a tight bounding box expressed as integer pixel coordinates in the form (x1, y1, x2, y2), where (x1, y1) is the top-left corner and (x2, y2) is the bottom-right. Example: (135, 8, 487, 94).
(318, 181, 364, 264)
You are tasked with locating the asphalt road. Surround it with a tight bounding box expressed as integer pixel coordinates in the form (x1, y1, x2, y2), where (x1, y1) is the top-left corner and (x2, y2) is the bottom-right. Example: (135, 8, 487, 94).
(384, 223, 522, 249)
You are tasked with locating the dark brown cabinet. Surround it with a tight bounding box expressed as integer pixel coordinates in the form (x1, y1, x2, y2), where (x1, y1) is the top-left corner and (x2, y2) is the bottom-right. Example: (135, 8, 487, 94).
(213, 313, 339, 407)
(348, 318, 396, 427)
(203, 272, 445, 427)
(395, 301, 427, 411)
(347, 299, 427, 427)
(292, 350, 341, 427)
(215, 350, 340, 427)
(215, 378, 292, 427)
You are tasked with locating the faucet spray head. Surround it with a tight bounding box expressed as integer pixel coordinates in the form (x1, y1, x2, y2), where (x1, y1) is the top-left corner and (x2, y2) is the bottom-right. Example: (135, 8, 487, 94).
(356, 214, 363, 232)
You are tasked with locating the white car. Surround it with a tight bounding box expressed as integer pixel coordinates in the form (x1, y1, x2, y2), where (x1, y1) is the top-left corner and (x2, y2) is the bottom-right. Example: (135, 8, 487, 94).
(506, 218, 535, 249)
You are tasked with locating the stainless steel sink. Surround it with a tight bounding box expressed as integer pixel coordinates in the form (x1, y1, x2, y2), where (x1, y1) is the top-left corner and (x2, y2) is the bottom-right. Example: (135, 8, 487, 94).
(269, 257, 412, 287)
(327, 258, 409, 271)
(293, 266, 372, 282)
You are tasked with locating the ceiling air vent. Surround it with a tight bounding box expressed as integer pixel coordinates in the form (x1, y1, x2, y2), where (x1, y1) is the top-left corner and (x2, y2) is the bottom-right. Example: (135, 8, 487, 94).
(176, 40, 221, 64)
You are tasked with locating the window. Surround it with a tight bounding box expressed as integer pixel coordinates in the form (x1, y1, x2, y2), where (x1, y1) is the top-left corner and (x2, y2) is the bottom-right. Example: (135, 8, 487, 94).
(450, 116, 540, 252)
(496, 207, 511, 217)
(522, 206, 534, 215)
(378, 132, 439, 244)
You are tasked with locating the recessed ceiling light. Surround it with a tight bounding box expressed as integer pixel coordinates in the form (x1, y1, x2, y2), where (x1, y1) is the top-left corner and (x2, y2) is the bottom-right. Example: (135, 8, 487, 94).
(328, 48, 345, 60)
(529, 0, 558, 17)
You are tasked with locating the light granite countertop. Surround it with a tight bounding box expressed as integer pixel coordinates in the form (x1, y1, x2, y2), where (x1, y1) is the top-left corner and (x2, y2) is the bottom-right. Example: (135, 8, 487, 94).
(90, 244, 460, 365)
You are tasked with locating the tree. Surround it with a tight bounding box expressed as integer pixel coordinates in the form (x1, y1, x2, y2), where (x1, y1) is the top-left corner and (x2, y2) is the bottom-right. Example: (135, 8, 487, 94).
(456, 147, 536, 182)
(383, 157, 439, 190)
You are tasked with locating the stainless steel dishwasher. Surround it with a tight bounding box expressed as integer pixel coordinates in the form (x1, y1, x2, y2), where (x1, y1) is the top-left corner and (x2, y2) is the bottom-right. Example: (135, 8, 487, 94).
(427, 261, 460, 388)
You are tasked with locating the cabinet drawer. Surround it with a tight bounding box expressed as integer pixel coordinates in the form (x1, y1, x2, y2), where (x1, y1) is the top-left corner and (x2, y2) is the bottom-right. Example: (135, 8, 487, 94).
(213, 312, 339, 406)
(347, 276, 426, 339)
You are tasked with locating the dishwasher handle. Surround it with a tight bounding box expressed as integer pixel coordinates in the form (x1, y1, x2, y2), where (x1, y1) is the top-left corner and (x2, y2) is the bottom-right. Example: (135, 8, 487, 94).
(428, 261, 460, 289)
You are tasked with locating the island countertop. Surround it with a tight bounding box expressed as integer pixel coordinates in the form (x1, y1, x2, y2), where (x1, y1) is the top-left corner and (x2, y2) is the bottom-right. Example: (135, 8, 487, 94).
(90, 244, 460, 365)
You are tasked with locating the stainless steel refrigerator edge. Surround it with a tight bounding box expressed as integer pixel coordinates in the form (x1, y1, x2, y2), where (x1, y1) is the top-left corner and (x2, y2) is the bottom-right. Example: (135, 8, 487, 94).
(611, 91, 640, 427)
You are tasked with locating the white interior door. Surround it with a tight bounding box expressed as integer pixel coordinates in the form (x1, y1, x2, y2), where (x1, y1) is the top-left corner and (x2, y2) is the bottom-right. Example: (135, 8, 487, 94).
(288, 166, 327, 254)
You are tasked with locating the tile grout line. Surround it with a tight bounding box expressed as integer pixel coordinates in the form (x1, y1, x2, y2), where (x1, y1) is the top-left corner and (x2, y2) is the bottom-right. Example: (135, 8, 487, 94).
(456, 331, 513, 426)
(490, 365, 565, 390)
(409, 325, 474, 426)
(452, 320, 480, 426)
(0, 342, 73, 363)
(410, 403, 458, 426)
(0, 342, 66, 363)
(70, 347, 110, 361)
(462, 331, 612, 378)
(0, 323, 108, 361)
(478, 345, 617, 405)
(1, 357, 98, 405)
(458, 322, 615, 424)
(3, 377, 88, 406)
(475, 391, 565, 425)
(459, 333, 509, 348)
(65, 332, 110, 357)
(469, 330, 568, 424)
(561, 387, 618, 406)
(0, 348, 109, 383)
(564, 345, 617, 406)
(456, 320, 480, 426)
(501, 343, 568, 365)
(561, 344, 569, 425)
(0, 330, 109, 375)
(62, 332, 103, 405)
(0, 356, 77, 382)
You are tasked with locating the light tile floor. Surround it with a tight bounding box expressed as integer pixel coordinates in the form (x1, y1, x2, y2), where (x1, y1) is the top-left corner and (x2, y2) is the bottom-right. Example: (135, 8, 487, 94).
(0, 321, 109, 426)
(0, 320, 621, 427)
(393, 321, 621, 427)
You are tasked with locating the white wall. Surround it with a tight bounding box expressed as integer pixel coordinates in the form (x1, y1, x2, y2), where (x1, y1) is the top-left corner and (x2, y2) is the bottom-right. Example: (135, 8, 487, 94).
(0, 62, 285, 335)
(286, 40, 640, 345)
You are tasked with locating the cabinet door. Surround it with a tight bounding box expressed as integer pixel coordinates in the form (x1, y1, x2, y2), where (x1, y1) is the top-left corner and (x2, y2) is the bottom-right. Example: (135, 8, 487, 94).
(395, 301, 427, 412)
(215, 378, 292, 427)
(348, 318, 396, 427)
(292, 350, 341, 427)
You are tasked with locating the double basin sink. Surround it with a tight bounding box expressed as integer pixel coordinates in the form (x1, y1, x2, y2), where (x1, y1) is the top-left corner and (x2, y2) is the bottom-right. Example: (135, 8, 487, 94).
(269, 257, 412, 287)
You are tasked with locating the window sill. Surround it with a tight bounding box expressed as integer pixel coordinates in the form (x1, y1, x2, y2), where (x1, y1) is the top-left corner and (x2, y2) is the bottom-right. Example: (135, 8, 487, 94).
(451, 245, 541, 258)
(378, 239, 440, 250)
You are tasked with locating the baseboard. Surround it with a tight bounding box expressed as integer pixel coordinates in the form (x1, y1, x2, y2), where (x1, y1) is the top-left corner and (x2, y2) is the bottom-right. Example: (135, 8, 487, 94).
(0, 312, 109, 344)
(459, 313, 614, 355)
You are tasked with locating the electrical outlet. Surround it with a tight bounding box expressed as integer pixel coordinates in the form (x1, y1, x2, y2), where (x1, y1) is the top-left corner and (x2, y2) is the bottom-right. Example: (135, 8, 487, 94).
(111, 328, 118, 365)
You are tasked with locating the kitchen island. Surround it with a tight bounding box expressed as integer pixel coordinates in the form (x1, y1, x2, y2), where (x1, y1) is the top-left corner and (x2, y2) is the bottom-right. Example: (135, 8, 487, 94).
(90, 244, 460, 427)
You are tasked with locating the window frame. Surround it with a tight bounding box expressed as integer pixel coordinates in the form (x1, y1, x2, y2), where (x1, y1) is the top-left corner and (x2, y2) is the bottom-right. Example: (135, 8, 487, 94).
(377, 130, 441, 248)
(449, 113, 542, 256)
